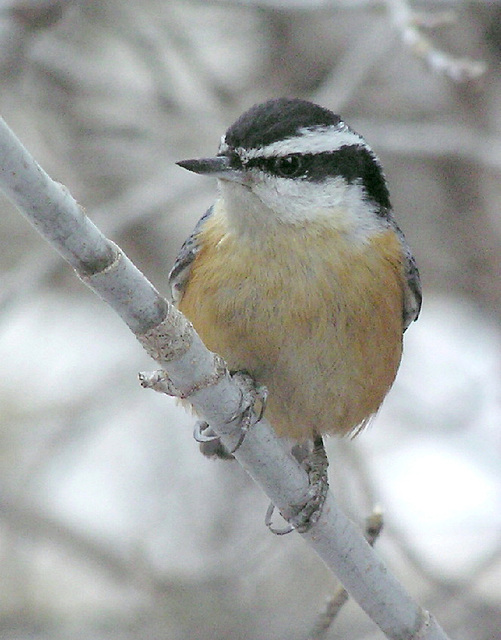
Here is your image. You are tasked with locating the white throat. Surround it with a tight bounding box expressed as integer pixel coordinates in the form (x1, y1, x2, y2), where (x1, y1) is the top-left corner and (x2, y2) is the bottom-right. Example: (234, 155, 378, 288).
(218, 173, 384, 244)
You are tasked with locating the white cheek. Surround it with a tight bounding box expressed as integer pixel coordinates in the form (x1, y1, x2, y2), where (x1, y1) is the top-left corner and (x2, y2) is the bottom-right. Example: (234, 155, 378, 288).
(252, 175, 347, 222)
(254, 175, 385, 241)
(251, 177, 311, 221)
(219, 174, 384, 244)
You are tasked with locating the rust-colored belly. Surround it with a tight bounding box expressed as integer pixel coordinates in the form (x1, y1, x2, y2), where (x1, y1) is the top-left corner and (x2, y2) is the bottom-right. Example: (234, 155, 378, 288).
(179, 212, 404, 439)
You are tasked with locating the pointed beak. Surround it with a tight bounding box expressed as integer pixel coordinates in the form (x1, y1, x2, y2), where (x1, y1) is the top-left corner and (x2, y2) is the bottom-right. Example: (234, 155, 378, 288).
(176, 156, 245, 182)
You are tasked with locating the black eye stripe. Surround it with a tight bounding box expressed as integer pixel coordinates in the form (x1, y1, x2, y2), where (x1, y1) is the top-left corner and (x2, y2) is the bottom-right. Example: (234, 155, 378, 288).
(275, 155, 303, 177)
(236, 145, 391, 210)
(246, 154, 305, 177)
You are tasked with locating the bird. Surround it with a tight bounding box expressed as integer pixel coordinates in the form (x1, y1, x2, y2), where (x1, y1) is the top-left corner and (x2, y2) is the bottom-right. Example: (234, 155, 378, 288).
(170, 97, 421, 530)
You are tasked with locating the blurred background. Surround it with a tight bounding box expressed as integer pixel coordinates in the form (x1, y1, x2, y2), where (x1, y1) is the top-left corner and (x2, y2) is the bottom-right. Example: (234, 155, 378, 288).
(0, 1, 500, 639)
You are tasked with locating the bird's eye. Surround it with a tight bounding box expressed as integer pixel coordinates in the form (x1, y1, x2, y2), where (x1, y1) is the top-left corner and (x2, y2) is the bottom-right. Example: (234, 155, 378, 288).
(274, 155, 303, 178)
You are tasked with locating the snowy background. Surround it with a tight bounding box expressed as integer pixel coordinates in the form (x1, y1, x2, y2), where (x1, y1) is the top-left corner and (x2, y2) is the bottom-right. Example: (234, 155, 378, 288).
(0, 1, 500, 639)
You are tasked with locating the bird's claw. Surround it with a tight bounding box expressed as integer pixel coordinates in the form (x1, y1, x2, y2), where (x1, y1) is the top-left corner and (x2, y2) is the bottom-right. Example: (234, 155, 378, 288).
(224, 373, 266, 452)
(193, 420, 217, 443)
(193, 371, 267, 459)
(265, 502, 295, 535)
(229, 371, 268, 423)
(266, 435, 329, 535)
(193, 421, 235, 460)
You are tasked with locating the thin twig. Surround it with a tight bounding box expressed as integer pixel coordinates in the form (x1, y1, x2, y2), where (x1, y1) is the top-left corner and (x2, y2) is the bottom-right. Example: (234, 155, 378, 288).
(386, 0, 486, 82)
(350, 120, 501, 170)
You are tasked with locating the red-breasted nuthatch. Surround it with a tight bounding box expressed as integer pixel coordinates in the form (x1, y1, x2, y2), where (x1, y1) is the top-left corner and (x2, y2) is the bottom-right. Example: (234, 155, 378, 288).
(170, 98, 421, 526)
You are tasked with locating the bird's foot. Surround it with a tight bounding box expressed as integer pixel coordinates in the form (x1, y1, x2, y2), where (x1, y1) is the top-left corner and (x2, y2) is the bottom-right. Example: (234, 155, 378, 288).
(266, 435, 329, 534)
(193, 371, 267, 459)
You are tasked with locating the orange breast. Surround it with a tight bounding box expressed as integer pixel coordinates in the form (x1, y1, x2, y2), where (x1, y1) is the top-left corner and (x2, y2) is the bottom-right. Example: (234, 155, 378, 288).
(179, 207, 405, 440)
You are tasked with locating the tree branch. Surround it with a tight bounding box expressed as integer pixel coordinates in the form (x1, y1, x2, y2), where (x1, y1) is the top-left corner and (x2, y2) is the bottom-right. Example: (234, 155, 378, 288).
(351, 120, 501, 169)
(0, 115, 451, 640)
(385, 0, 486, 82)
(308, 509, 384, 640)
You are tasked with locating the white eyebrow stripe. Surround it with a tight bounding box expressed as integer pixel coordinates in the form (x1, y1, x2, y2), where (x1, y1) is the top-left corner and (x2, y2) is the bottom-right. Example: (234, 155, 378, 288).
(220, 125, 370, 161)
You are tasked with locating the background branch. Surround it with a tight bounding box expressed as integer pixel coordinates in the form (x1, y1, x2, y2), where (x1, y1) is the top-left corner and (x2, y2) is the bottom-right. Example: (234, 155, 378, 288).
(386, 0, 486, 81)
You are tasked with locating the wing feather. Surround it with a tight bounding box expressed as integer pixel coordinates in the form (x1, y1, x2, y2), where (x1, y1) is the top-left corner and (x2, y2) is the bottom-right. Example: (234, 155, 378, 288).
(168, 206, 213, 304)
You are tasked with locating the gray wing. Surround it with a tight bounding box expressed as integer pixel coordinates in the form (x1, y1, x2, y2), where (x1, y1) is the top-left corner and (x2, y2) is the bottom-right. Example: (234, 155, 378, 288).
(169, 206, 213, 304)
(397, 227, 422, 331)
